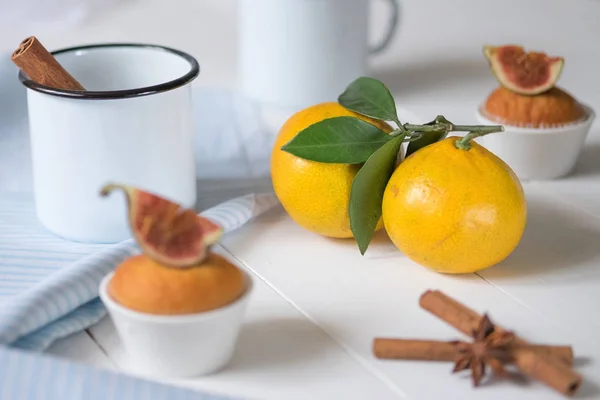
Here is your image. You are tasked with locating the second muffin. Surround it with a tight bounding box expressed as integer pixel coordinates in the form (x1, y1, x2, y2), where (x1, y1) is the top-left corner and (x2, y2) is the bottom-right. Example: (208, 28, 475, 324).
(483, 86, 587, 128)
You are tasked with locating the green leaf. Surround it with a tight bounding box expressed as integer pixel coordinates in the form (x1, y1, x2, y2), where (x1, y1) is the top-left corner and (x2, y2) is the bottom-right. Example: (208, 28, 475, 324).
(349, 133, 405, 255)
(280, 116, 393, 164)
(405, 117, 450, 158)
(338, 77, 400, 125)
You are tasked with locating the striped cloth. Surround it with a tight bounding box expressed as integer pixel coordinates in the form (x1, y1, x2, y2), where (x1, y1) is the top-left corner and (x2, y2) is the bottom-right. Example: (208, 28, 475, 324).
(0, 191, 280, 351)
(0, 345, 236, 400)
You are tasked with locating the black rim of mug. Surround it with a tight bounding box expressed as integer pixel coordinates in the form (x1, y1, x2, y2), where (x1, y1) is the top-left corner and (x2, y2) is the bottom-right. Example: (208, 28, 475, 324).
(17, 43, 200, 100)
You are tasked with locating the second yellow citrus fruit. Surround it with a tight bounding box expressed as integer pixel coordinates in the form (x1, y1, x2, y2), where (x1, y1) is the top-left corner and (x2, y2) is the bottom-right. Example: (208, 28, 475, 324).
(382, 136, 527, 274)
(271, 102, 393, 238)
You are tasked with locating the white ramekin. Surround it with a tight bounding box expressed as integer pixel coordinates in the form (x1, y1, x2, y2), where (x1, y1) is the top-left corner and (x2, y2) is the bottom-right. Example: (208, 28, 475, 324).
(99, 269, 253, 378)
(474, 104, 596, 181)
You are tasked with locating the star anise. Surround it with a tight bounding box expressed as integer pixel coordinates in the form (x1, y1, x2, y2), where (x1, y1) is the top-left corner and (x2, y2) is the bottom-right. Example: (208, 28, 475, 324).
(450, 313, 516, 387)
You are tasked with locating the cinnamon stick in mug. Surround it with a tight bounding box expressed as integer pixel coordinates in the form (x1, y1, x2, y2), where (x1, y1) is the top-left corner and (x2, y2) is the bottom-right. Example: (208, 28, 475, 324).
(419, 290, 582, 397)
(11, 36, 85, 90)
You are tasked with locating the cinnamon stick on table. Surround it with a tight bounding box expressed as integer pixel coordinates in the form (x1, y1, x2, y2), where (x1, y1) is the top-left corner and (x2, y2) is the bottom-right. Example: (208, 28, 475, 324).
(11, 36, 85, 90)
(373, 338, 574, 365)
(419, 290, 582, 397)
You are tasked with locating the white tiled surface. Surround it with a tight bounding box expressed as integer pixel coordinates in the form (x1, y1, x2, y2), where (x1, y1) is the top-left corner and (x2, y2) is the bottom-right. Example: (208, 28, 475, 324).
(4, 0, 600, 399)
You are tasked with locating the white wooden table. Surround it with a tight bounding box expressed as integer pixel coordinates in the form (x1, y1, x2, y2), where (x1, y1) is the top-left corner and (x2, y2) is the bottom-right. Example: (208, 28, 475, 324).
(7, 0, 600, 398)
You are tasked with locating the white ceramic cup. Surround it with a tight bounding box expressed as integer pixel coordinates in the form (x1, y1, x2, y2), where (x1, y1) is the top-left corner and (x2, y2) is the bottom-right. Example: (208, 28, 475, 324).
(19, 44, 200, 243)
(238, 0, 400, 111)
(99, 269, 254, 378)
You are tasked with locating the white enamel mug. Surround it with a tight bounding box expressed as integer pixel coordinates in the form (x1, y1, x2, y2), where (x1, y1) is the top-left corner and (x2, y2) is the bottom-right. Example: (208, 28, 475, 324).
(238, 0, 400, 111)
(19, 44, 199, 243)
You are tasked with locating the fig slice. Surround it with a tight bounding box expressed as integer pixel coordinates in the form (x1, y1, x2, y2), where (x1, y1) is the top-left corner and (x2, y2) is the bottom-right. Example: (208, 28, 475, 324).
(100, 183, 223, 268)
(483, 45, 564, 95)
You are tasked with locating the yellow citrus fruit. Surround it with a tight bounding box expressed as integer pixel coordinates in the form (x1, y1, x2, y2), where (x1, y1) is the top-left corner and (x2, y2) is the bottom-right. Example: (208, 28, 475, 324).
(271, 102, 393, 238)
(108, 252, 246, 315)
(382, 136, 527, 274)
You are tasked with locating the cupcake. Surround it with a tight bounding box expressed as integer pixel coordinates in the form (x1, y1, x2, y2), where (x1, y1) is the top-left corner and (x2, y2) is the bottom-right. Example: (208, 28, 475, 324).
(108, 251, 246, 315)
(483, 86, 587, 128)
(475, 44, 595, 180)
(98, 183, 253, 378)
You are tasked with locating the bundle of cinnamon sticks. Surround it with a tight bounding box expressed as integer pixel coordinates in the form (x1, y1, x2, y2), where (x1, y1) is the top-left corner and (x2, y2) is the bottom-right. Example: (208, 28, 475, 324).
(373, 290, 582, 397)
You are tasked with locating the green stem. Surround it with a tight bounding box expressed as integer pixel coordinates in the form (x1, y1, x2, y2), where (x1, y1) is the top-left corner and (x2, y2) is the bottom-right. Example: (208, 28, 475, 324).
(403, 124, 446, 133)
(403, 133, 426, 142)
(404, 123, 503, 134)
(454, 126, 505, 150)
(398, 116, 504, 150)
(390, 130, 426, 142)
(393, 117, 406, 132)
(453, 125, 504, 133)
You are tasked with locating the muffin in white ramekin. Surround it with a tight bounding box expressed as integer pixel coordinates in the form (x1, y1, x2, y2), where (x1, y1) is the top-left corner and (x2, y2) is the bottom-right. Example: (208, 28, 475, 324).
(475, 88, 595, 181)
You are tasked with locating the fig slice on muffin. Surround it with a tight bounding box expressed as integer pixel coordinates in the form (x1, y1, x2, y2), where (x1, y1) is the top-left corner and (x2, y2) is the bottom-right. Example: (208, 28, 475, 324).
(483, 44, 564, 96)
(101, 183, 223, 268)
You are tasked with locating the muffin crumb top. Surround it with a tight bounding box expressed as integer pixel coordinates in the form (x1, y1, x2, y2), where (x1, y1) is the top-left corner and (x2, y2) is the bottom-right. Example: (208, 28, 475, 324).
(483, 86, 587, 128)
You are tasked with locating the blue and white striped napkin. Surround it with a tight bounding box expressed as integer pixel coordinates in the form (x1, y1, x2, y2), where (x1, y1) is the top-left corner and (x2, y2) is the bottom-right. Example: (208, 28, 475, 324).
(0, 191, 279, 351)
(0, 345, 236, 400)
